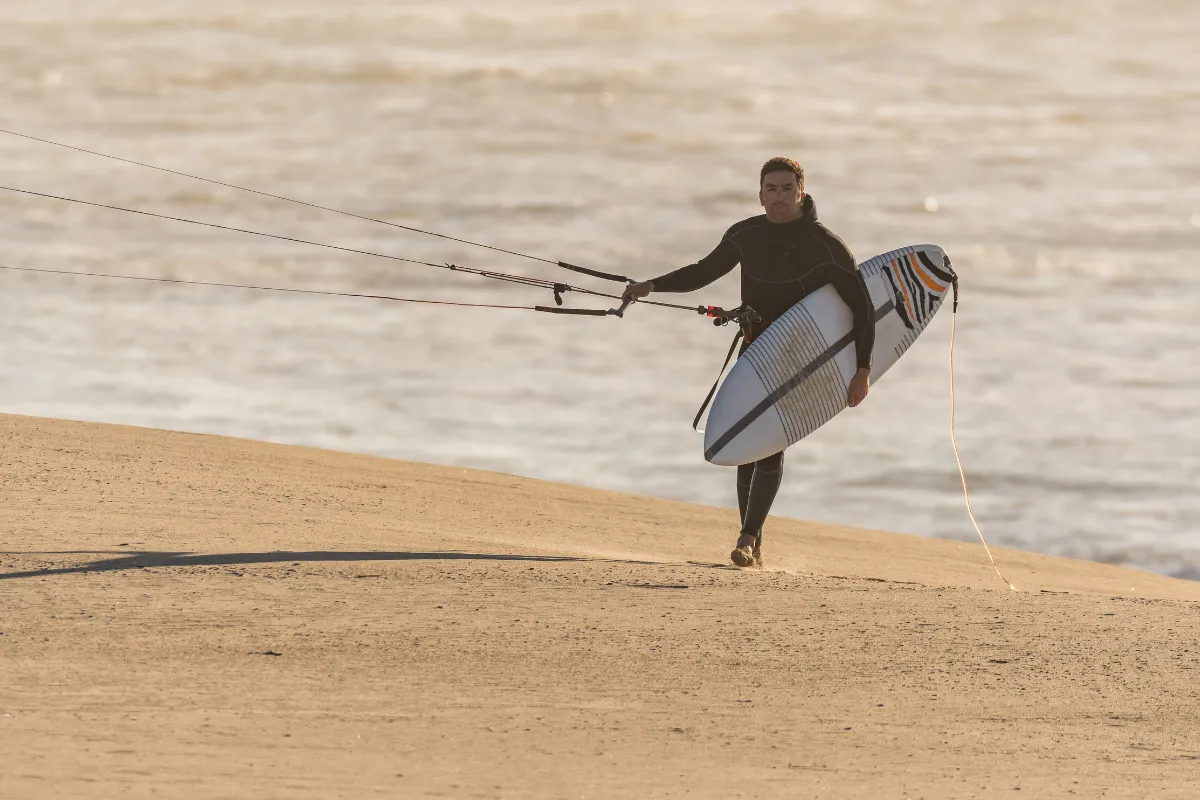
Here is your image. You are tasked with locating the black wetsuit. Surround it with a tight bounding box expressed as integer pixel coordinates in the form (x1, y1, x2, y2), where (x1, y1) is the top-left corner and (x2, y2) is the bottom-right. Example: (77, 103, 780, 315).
(650, 195, 875, 540)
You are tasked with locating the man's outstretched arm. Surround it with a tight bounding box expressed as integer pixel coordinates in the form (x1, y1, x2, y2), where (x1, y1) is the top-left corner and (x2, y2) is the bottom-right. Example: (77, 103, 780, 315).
(622, 239, 740, 302)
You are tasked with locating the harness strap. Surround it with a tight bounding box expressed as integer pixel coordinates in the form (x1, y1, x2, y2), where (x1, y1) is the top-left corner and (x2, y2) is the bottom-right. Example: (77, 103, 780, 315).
(692, 329, 744, 432)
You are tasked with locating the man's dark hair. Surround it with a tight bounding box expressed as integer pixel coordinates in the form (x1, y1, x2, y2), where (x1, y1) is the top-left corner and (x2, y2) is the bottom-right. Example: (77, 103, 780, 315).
(760, 157, 805, 191)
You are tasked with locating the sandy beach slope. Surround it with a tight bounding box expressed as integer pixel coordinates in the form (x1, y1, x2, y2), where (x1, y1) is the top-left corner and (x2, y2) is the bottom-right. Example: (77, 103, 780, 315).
(2, 413, 1198, 798)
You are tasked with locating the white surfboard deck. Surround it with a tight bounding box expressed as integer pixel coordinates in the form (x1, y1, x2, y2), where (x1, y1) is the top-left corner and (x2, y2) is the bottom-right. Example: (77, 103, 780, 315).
(703, 244, 956, 466)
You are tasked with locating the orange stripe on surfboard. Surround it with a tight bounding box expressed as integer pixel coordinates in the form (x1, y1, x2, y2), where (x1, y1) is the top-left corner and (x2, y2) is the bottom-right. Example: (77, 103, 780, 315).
(908, 252, 947, 293)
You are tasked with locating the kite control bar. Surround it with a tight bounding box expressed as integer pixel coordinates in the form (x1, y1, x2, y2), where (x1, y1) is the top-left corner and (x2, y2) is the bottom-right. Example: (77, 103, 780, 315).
(533, 288, 761, 324)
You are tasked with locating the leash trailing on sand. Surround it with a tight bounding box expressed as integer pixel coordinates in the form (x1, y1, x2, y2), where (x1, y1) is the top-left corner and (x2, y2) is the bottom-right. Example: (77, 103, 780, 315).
(947, 282, 1018, 591)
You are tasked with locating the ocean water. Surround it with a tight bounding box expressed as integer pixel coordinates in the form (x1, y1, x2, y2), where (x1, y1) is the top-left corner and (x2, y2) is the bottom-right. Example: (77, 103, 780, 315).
(2, 0, 1198, 578)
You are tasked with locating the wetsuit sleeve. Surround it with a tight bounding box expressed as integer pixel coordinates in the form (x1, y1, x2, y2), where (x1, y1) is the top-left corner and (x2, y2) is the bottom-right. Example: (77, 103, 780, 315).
(821, 254, 876, 371)
(649, 238, 740, 293)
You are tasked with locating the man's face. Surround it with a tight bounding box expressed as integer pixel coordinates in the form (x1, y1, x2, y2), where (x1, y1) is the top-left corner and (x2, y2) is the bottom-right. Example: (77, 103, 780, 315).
(759, 170, 804, 223)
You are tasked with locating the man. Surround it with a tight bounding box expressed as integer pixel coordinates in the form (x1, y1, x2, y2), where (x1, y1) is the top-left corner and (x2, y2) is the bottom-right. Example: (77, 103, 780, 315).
(622, 157, 876, 569)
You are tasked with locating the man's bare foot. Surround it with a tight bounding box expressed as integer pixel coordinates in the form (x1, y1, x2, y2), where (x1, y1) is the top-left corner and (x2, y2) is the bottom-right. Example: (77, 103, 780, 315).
(730, 533, 759, 568)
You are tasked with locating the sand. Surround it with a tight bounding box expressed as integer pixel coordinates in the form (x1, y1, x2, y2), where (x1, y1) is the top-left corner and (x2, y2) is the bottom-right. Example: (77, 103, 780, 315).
(2, 413, 1198, 798)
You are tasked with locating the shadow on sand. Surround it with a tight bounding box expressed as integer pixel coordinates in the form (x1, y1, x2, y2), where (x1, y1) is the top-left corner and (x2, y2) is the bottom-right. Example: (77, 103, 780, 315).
(0, 549, 662, 581)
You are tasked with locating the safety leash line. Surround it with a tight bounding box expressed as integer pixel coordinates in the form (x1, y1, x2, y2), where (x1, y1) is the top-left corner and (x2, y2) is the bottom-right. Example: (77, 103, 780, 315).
(0, 264, 539, 311)
(0, 128, 561, 268)
(948, 283, 1018, 591)
(0, 184, 702, 316)
(0, 263, 717, 320)
(0, 184, 540, 278)
(0, 127, 631, 283)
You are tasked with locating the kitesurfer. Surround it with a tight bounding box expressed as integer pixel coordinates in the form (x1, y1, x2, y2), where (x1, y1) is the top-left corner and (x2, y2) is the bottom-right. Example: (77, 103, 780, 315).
(622, 157, 876, 568)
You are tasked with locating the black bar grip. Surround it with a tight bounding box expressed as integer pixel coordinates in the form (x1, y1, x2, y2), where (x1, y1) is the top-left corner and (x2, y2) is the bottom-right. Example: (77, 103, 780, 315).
(557, 261, 632, 284)
(535, 306, 610, 316)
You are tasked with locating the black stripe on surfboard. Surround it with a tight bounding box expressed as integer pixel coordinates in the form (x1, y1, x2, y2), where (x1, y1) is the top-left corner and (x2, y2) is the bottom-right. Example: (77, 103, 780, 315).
(704, 300, 895, 462)
(908, 254, 936, 319)
(899, 257, 928, 324)
(897, 254, 931, 324)
(880, 267, 914, 330)
(916, 249, 956, 284)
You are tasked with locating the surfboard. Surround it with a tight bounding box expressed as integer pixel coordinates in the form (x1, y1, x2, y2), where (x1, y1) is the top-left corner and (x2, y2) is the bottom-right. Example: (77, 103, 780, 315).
(702, 244, 956, 466)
